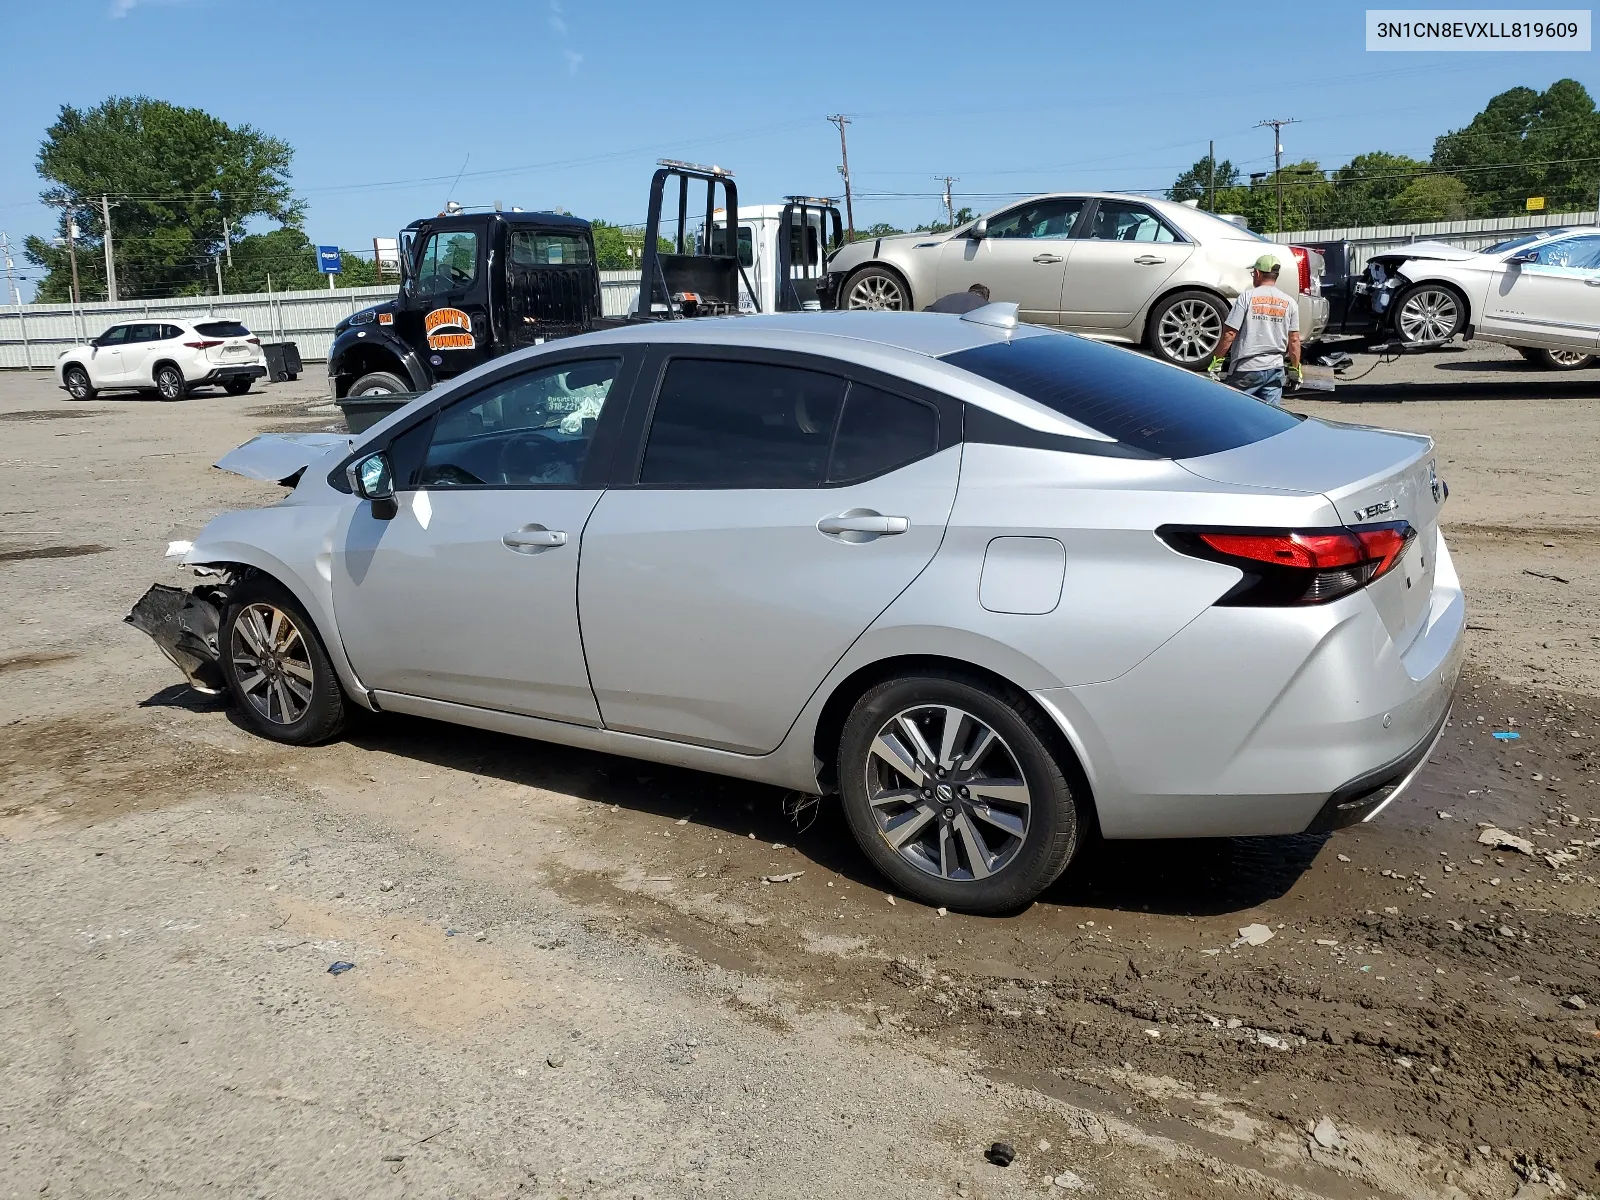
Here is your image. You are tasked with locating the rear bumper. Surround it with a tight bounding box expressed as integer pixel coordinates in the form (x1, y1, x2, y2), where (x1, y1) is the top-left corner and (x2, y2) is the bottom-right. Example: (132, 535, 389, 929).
(196, 364, 267, 384)
(1033, 527, 1465, 839)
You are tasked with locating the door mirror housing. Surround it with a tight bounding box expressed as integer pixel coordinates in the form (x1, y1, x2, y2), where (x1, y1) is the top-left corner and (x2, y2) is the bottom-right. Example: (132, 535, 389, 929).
(347, 451, 398, 520)
(968, 218, 988, 241)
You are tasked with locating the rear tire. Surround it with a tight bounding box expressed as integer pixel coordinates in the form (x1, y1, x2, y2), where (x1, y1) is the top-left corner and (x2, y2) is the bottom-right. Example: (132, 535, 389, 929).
(223, 378, 254, 396)
(348, 371, 409, 397)
(1146, 289, 1228, 369)
(63, 365, 95, 400)
(155, 364, 189, 401)
(220, 576, 349, 746)
(842, 266, 912, 312)
(837, 670, 1082, 914)
(1518, 345, 1597, 371)
(1392, 282, 1466, 345)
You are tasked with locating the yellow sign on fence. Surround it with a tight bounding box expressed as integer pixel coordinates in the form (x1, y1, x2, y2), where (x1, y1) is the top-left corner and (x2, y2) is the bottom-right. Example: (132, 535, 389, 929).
(1526, 196, 1547, 211)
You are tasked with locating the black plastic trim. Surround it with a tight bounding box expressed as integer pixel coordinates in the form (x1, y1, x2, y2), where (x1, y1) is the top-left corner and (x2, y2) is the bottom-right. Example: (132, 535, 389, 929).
(1307, 703, 1451, 833)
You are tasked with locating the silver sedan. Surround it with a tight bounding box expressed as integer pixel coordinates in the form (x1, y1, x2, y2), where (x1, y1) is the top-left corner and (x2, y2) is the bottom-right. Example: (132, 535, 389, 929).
(132, 307, 1463, 913)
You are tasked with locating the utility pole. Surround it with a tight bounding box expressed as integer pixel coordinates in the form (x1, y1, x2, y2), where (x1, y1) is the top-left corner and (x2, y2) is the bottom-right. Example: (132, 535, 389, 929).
(827, 114, 855, 240)
(100, 195, 119, 301)
(1255, 117, 1299, 233)
(215, 253, 224, 296)
(221, 215, 233, 267)
(1, 231, 32, 369)
(1206, 140, 1215, 212)
(935, 175, 960, 228)
(49, 199, 83, 306)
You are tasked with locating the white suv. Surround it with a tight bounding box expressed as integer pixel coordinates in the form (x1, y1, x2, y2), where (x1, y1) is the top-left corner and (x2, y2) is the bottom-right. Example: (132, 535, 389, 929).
(57, 318, 268, 401)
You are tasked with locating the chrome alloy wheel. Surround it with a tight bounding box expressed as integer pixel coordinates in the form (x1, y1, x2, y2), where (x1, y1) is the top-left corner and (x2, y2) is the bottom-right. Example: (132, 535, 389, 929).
(230, 602, 315, 725)
(1396, 287, 1459, 343)
(865, 705, 1031, 882)
(1157, 298, 1223, 365)
(1547, 348, 1593, 367)
(846, 274, 907, 310)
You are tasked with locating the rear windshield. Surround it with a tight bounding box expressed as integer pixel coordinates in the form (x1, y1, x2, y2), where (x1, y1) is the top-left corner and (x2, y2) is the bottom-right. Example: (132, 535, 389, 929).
(942, 332, 1299, 460)
(194, 320, 251, 338)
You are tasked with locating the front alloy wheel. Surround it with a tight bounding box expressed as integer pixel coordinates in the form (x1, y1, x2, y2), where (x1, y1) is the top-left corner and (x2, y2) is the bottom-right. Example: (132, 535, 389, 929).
(844, 267, 910, 311)
(230, 602, 315, 725)
(1395, 285, 1462, 344)
(866, 705, 1031, 882)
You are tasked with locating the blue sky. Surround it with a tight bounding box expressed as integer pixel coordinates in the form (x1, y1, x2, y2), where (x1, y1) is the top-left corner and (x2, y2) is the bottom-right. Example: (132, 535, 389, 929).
(0, 0, 1592, 296)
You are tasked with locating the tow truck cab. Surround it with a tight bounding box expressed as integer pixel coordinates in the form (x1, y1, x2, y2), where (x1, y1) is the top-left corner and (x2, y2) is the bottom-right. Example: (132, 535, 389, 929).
(328, 210, 602, 399)
(706, 199, 844, 315)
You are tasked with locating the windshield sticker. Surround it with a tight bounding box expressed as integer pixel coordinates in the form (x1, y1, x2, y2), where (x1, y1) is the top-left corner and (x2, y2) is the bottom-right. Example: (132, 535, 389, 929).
(425, 307, 475, 350)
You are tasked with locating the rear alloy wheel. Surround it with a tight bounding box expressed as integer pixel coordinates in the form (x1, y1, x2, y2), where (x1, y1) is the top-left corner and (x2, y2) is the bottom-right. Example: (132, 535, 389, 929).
(63, 365, 95, 400)
(221, 577, 349, 745)
(838, 671, 1082, 914)
(1519, 345, 1597, 371)
(1393, 283, 1465, 345)
(155, 364, 189, 401)
(1147, 290, 1228, 368)
(223, 377, 254, 396)
(347, 370, 410, 397)
(843, 266, 911, 311)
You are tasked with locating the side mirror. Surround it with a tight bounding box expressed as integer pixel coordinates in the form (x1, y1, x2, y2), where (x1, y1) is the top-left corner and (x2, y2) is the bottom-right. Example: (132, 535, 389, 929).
(346, 451, 398, 520)
(1510, 249, 1539, 265)
(968, 218, 988, 241)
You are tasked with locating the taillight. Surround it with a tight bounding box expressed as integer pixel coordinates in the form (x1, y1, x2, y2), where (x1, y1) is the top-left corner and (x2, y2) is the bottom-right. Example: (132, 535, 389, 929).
(1159, 522, 1416, 606)
(1290, 246, 1314, 295)
(247, 337, 261, 345)
(183, 339, 223, 349)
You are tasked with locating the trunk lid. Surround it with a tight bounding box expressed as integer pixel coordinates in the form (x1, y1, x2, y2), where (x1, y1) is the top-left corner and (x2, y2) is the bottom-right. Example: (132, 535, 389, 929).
(1180, 418, 1444, 652)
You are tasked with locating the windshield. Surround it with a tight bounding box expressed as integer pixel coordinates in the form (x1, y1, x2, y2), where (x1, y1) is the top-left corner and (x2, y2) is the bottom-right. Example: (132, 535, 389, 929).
(1483, 230, 1566, 255)
(943, 331, 1298, 459)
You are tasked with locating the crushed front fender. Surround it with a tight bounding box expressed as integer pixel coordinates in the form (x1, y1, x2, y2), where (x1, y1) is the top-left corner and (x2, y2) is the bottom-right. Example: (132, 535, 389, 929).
(125, 583, 229, 695)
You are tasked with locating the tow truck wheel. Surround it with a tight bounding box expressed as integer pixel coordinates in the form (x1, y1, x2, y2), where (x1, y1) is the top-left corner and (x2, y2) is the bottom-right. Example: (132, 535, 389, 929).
(348, 371, 409, 397)
(1393, 283, 1465, 345)
(1519, 346, 1597, 371)
(843, 267, 911, 311)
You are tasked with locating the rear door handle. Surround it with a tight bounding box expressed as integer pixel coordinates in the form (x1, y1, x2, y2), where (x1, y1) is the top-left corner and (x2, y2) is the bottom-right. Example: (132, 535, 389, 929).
(502, 524, 567, 552)
(1032, 253, 1064, 265)
(1133, 255, 1167, 265)
(818, 511, 909, 540)
(1586, 278, 1600, 287)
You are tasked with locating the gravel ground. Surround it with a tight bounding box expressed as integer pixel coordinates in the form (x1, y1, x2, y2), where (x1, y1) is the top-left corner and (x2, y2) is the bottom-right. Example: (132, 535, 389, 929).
(3, 344, 1599, 1200)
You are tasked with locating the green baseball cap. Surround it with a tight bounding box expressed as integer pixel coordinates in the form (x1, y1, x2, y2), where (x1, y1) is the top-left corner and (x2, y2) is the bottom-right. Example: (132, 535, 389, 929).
(1252, 254, 1282, 274)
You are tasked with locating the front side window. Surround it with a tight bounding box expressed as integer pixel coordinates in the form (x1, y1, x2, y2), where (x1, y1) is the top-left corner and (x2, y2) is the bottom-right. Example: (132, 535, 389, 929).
(709, 225, 756, 268)
(944, 331, 1297, 459)
(416, 358, 620, 487)
(415, 230, 479, 296)
(1086, 201, 1178, 243)
(640, 359, 846, 487)
(97, 325, 130, 346)
(510, 230, 593, 267)
(985, 199, 1084, 240)
(1528, 235, 1600, 270)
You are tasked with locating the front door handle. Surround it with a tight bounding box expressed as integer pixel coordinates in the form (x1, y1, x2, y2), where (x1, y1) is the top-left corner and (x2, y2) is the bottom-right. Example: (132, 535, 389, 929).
(1586, 278, 1600, 287)
(1032, 253, 1064, 265)
(502, 524, 567, 552)
(1133, 255, 1167, 265)
(818, 510, 909, 542)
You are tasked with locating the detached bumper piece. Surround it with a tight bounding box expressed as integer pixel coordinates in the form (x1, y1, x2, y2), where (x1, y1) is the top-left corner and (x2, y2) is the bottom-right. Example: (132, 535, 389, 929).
(125, 583, 227, 694)
(1306, 705, 1452, 833)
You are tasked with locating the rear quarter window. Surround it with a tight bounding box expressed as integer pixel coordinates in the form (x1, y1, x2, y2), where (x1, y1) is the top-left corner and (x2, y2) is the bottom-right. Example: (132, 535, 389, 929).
(194, 320, 252, 338)
(943, 331, 1298, 460)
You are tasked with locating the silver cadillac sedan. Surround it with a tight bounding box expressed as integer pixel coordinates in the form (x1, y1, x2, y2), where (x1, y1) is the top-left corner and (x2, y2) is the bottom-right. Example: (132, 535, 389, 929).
(130, 307, 1464, 913)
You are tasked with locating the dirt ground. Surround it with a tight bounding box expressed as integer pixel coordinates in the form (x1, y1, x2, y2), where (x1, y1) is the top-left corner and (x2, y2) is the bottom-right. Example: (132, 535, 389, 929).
(3, 344, 1599, 1200)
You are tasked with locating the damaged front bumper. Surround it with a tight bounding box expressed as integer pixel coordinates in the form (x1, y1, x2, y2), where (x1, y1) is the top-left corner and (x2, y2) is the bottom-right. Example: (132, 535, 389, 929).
(125, 582, 230, 694)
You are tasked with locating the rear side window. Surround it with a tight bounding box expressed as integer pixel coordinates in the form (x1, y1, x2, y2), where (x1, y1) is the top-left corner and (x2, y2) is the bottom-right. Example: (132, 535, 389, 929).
(640, 359, 845, 487)
(195, 320, 251, 338)
(828, 384, 938, 484)
(943, 332, 1298, 459)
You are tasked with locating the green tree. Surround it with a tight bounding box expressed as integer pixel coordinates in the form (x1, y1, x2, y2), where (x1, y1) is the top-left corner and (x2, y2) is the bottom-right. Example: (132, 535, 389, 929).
(1390, 174, 1470, 222)
(915, 206, 976, 234)
(1168, 154, 1239, 206)
(850, 222, 904, 242)
(224, 228, 380, 293)
(24, 95, 302, 301)
(1433, 79, 1600, 216)
(1320, 152, 1431, 225)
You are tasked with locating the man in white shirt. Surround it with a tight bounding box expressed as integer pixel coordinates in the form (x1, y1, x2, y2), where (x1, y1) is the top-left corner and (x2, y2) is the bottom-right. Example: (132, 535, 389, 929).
(1207, 255, 1302, 405)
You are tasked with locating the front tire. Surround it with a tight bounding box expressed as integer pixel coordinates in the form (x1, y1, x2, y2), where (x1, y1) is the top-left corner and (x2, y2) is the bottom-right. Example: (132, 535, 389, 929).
(155, 364, 189, 401)
(1146, 289, 1228, 369)
(1518, 345, 1597, 371)
(837, 671, 1082, 914)
(221, 576, 349, 745)
(842, 266, 912, 311)
(1392, 282, 1465, 345)
(347, 371, 410, 397)
(63, 365, 96, 400)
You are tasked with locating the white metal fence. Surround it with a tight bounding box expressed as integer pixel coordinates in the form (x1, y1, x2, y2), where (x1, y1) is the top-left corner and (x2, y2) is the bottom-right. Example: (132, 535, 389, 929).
(1280, 208, 1600, 273)
(0, 274, 645, 370)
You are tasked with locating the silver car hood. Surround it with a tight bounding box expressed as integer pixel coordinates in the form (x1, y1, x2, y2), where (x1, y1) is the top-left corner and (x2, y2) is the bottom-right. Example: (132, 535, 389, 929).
(214, 432, 354, 484)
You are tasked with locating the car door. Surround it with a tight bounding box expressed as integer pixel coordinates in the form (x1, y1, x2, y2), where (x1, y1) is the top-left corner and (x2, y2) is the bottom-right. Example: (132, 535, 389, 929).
(1477, 234, 1600, 350)
(330, 352, 639, 724)
(578, 351, 961, 754)
(119, 323, 163, 385)
(935, 198, 1085, 324)
(1058, 199, 1193, 331)
(88, 324, 131, 384)
(403, 225, 494, 379)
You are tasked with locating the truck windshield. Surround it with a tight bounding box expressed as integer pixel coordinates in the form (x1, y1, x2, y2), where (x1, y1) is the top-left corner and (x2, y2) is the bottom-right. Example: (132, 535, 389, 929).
(510, 230, 592, 267)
